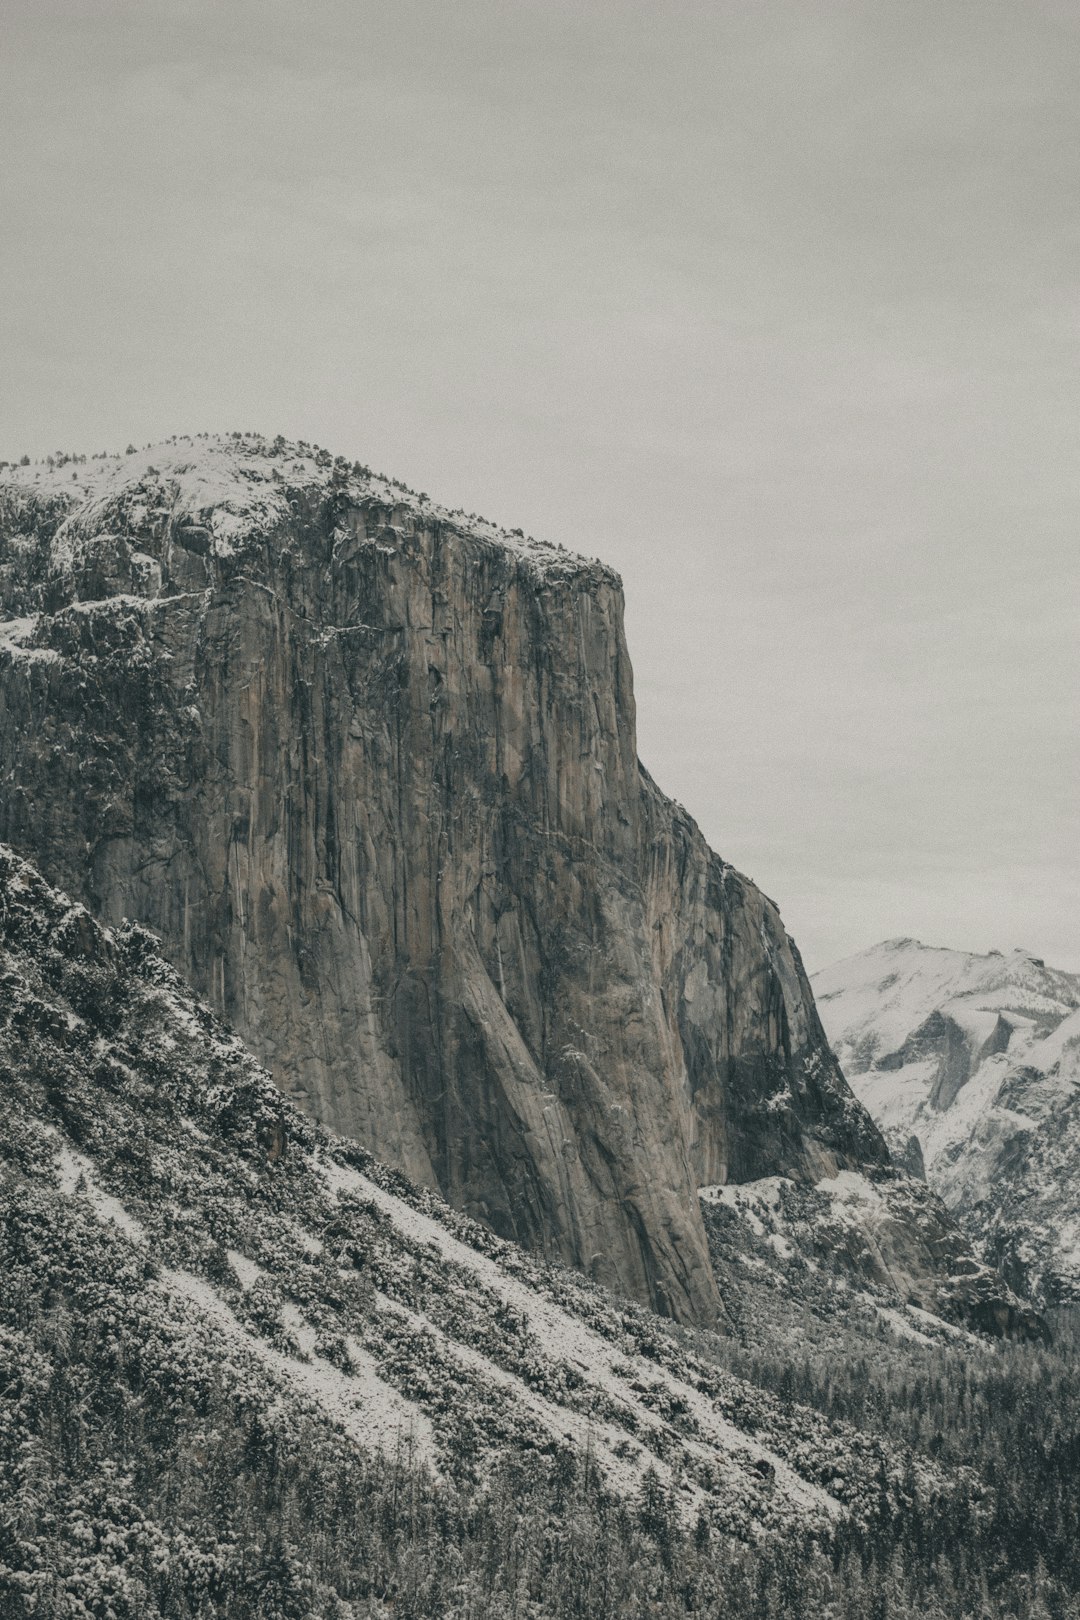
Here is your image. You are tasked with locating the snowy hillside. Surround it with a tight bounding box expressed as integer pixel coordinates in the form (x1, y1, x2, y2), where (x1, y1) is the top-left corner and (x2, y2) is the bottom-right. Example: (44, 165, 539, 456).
(1, 841, 974, 1607)
(813, 940, 1080, 1303)
(699, 1164, 1040, 1344)
(14, 843, 1079, 1617)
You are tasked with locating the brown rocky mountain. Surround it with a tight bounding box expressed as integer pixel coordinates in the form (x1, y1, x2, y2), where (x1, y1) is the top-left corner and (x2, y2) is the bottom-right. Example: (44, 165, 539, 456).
(0, 435, 1022, 1332)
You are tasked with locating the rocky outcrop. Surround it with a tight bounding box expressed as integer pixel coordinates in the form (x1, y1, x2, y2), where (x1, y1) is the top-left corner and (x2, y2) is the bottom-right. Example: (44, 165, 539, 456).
(0, 440, 962, 1329)
(701, 1166, 1044, 1342)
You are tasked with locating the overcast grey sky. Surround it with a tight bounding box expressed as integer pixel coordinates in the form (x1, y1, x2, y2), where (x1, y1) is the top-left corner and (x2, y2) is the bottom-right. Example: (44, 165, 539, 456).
(3, 1, 1077, 971)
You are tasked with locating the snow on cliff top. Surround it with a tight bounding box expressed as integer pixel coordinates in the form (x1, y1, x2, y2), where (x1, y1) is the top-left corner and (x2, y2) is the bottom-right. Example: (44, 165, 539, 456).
(0, 432, 607, 580)
(812, 937, 1080, 1067)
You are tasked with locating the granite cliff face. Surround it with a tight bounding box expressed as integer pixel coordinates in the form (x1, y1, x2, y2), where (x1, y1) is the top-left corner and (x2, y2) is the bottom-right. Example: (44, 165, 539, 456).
(0, 437, 934, 1326)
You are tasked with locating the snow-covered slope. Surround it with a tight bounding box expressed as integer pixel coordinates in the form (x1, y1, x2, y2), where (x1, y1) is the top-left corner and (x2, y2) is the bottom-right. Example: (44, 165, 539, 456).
(0, 434, 578, 588)
(813, 940, 1080, 1303)
(1, 841, 967, 1581)
(699, 1164, 1041, 1343)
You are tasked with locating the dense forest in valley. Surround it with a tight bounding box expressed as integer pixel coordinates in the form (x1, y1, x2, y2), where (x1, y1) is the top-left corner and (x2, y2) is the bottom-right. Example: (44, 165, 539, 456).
(4, 1175, 1080, 1620)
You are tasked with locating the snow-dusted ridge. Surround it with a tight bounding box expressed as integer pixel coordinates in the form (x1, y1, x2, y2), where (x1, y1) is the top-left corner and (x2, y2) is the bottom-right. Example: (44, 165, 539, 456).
(0, 432, 603, 584)
(814, 938, 1079, 1076)
(698, 1167, 1024, 1347)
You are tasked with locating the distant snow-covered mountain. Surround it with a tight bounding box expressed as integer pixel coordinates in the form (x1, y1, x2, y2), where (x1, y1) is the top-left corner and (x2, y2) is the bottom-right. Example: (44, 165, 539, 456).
(813, 939, 1080, 1304)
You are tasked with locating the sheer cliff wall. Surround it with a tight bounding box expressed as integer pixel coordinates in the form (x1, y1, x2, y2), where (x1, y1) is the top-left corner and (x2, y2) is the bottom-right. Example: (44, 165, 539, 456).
(0, 442, 885, 1322)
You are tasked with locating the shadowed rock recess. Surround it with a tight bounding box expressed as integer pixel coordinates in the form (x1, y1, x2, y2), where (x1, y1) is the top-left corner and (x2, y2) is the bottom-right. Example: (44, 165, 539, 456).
(0, 437, 966, 1326)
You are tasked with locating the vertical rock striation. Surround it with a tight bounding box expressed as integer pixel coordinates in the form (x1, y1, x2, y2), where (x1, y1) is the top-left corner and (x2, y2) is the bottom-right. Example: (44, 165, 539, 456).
(0, 437, 886, 1323)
